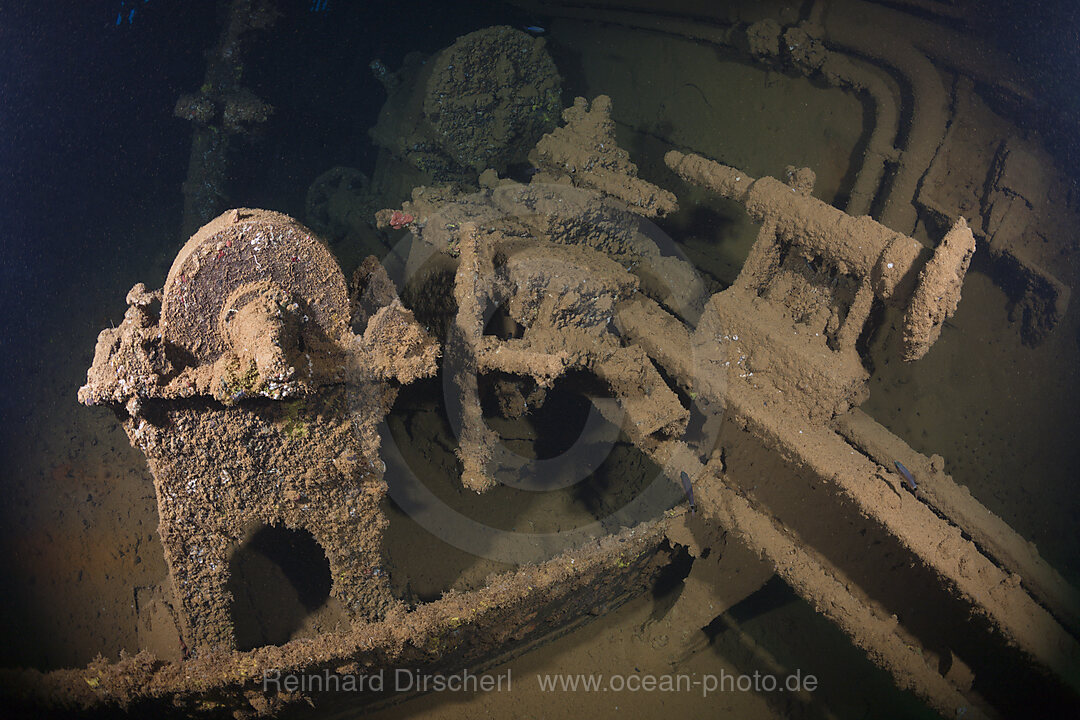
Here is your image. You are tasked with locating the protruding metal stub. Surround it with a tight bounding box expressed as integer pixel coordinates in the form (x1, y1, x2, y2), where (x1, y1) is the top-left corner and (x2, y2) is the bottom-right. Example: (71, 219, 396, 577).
(161, 208, 349, 366)
(902, 217, 976, 361)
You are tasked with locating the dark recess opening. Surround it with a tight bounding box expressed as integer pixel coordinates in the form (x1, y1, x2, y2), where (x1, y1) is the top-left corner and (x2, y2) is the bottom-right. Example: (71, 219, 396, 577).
(478, 370, 595, 460)
(227, 525, 333, 651)
(652, 543, 695, 600)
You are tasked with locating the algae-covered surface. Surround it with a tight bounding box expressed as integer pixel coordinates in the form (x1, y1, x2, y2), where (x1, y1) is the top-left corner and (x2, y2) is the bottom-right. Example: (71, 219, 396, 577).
(2, 2, 1079, 719)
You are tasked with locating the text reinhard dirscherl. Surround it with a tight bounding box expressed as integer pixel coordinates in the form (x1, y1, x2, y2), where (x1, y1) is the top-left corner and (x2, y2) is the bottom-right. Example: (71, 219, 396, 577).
(262, 668, 512, 694)
(263, 668, 818, 697)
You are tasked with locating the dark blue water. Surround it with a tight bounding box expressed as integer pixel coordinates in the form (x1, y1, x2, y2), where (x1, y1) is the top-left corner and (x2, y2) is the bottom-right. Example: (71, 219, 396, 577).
(2, 1, 1079, 718)
(3, 0, 1076, 410)
(0, 0, 534, 418)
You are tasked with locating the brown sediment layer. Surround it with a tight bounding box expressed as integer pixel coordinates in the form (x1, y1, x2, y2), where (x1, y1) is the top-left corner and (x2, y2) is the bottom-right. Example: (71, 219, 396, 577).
(33, 59, 1079, 720)
(1, 523, 671, 716)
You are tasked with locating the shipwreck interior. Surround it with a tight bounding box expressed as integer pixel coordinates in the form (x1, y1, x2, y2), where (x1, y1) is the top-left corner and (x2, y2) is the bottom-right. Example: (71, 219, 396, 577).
(2, 1, 1079, 718)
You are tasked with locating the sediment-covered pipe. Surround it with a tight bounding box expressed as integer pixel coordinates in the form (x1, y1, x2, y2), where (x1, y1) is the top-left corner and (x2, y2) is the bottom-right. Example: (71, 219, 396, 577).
(512, 2, 738, 47)
(451, 224, 501, 493)
(617, 259, 1080, 705)
(639, 435, 991, 720)
(822, 55, 899, 217)
(665, 150, 923, 302)
(818, 0, 1031, 104)
(514, 1, 898, 217)
(513, 1, 904, 221)
(696, 469, 992, 720)
(517, 0, 1029, 234)
(837, 407, 1080, 639)
(784, 26, 901, 217)
(819, 0, 951, 235)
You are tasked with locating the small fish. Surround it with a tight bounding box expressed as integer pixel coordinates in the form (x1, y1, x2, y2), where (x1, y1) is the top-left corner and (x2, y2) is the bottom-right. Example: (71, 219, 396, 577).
(894, 461, 917, 491)
(680, 471, 696, 516)
(523, 25, 546, 35)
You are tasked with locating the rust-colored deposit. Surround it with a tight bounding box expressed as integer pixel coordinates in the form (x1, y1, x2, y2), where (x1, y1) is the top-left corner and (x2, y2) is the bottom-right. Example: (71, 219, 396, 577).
(5, 69, 1077, 720)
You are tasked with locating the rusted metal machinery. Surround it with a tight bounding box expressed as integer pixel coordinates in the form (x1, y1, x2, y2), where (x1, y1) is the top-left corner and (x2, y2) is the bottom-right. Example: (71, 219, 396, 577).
(78, 209, 444, 652)
(510, 0, 1075, 346)
(12, 85, 1078, 718)
(55, 204, 676, 717)
(636, 149, 1080, 718)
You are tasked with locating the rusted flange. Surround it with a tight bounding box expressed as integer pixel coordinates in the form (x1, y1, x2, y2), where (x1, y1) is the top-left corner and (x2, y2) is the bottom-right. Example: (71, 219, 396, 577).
(161, 208, 350, 364)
